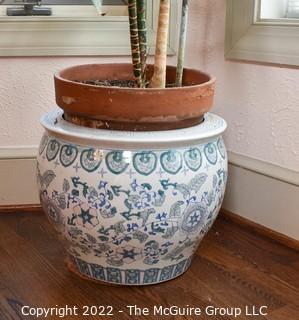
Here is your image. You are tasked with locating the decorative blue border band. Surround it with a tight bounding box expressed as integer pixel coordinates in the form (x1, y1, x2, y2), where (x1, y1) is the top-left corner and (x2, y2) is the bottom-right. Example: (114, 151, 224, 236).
(72, 256, 193, 285)
(40, 135, 226, 176)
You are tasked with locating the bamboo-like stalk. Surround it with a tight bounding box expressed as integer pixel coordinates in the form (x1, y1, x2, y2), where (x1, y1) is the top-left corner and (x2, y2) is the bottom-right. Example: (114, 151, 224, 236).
(91, 0, 102, 13)
(149, 0, 170, 88)
(128, 0, 142, 86)
(176, 0, 189, 87)
(136, 0, 147, 87)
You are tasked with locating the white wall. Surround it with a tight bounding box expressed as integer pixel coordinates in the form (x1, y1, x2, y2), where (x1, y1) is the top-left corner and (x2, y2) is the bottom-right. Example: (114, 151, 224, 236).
(1, 0, 298, 172)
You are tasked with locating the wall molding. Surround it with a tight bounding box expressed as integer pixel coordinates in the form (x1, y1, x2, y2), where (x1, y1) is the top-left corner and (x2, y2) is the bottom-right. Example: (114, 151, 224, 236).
(0, 146, 37, 159)
(0, 147, 298, 240)
(227, 151, 299, 187)
(0, 158, 39, 205)
(225, 0, 299, 66)
(223, 162, 299, 241)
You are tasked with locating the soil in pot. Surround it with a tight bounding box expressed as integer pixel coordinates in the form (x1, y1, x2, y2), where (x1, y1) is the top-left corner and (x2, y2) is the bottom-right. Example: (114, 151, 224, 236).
(76, 79, 138, 88)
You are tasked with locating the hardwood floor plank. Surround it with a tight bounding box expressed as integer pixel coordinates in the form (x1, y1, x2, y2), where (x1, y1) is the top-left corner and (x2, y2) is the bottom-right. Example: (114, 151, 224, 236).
(221, 210, 299, 252)
(268, 305, 299, 320)
(0, 286, 25, 320)
(205, 218, 299, 286)
(200, 240, 298, 307)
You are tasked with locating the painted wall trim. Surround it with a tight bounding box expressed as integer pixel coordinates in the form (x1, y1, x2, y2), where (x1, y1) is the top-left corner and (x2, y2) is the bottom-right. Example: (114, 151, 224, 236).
(0, 146, 37, 159)
(225, 0, 299, 66)
(1, 146, 298, 186)
(223, 163, 299, 241)
(0, 158, 39, 205)
(227, 151, 299, 187)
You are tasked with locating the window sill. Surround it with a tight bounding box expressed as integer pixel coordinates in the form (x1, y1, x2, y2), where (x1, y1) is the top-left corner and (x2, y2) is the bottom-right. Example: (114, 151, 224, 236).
(0, 1, 179, 56)
(0, 5, 128, 19)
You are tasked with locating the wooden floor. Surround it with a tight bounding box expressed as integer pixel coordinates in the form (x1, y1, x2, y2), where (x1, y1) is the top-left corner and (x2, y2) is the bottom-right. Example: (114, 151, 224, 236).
(0, 210, 298, 320)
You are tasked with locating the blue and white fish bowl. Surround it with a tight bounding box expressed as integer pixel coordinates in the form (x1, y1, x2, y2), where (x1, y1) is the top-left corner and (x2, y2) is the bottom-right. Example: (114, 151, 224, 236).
(37, 109, 227, 285)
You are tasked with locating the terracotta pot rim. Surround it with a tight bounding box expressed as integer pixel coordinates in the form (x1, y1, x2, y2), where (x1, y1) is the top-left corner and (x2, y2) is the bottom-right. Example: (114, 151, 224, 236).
(54, 63, 216, 130)
(54, 63, 216, 92)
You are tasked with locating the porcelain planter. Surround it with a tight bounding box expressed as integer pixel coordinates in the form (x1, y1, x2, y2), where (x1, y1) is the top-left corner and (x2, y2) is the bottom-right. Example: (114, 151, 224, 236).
(37, 109, 227, 285)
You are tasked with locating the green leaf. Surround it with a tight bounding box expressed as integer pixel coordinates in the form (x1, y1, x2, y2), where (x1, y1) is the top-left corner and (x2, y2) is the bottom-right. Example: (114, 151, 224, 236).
(128, 195, 140, 203)
(63, 179, 70, 193)
(71, 177, 80, 187)
(169, 201, 184, 218)
(132, 230, 149, 243)
(160, 179, 170, 190)
(88, 186, 98, 198)
(139, 208, 155, 225)
(42, 170, 56, 188)
(57, 194, 66, 209)
(141, 183, 152, 190)
(82, 185, 89, 198)
(189, 173, 208, 192)
(98, 236, 109, 242)
(86, 233, 97, 244)
(162, 225, 179, 239)
(111, 185, 121, 196)
(175, 184, 190, 198)
(107, 190, 113, 200)
(153, 190, 165, 207)
(124, 199, 132, 210)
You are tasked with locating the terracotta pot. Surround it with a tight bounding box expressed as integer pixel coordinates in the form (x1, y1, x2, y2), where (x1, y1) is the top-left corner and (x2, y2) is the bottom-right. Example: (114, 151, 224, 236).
(54, 64, 216, 130)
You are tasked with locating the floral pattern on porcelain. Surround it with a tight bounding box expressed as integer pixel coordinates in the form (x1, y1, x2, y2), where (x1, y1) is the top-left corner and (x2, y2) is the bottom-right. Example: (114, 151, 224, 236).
(37, 133, 227, 285)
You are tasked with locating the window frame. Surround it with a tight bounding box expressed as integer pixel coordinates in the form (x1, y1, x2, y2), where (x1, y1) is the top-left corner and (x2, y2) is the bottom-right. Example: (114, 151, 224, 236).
(0, 1, 179, 56)
(225, 0, 299, 66)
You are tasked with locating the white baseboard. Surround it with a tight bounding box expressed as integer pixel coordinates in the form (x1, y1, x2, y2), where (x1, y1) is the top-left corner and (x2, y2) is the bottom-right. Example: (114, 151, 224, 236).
(227, 151, 299, 187)
(0, 158, 39, 205)
(223, 163, 299, 241)
(0, 147, 298, 240)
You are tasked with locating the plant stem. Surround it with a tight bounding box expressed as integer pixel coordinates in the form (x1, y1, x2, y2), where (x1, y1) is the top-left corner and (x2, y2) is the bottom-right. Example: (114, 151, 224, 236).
(91, 0, 102, 13)
(176, 0, 189, 87)
(128, 0, 142, 86)
(149, 0, 170, 88)
(136, 0, 147, 87)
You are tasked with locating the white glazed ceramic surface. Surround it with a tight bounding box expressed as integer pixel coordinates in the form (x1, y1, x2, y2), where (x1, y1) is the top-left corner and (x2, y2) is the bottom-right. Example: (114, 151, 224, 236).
(37, 109, 227, 285)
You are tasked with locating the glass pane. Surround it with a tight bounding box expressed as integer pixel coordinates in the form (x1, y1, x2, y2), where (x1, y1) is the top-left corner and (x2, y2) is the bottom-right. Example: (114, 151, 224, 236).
(260, 0, 299, 19)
